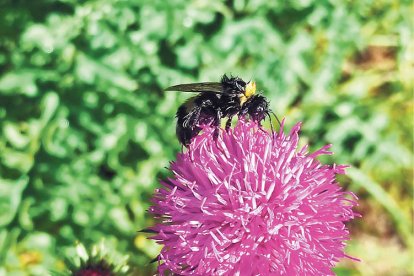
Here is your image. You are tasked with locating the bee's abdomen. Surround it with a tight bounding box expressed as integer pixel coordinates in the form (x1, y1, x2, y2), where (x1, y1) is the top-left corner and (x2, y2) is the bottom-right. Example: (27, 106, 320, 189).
(176, 104, 198, 146)
(175, 93, 221, 146)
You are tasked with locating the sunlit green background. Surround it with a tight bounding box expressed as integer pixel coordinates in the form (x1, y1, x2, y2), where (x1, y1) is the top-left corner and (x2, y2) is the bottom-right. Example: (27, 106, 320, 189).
(0, 0, 412, 275)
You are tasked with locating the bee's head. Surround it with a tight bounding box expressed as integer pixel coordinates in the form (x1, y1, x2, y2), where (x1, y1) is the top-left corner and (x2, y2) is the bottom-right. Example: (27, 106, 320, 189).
(221, 74, 256, 105)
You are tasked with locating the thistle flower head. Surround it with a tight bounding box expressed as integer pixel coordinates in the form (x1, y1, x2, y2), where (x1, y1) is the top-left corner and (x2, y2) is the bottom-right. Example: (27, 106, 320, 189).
(150, 120, 358, 275)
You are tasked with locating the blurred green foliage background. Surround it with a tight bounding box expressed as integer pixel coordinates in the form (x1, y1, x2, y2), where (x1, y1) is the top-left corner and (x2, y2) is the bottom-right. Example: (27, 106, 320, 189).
(0, 0, 412, 275)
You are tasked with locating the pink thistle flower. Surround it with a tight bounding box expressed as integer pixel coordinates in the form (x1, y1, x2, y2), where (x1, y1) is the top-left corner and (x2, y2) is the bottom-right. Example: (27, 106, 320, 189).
(149, 120, 358, 275)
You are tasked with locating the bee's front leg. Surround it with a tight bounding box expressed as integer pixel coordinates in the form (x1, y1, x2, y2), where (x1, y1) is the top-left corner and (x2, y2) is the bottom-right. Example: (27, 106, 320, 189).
(212, 110, 222, 141)
(225, 116, 233, 131)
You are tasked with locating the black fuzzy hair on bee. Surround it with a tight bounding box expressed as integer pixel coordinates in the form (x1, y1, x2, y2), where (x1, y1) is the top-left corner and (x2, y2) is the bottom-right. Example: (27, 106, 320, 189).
(166, 74, 278, 146)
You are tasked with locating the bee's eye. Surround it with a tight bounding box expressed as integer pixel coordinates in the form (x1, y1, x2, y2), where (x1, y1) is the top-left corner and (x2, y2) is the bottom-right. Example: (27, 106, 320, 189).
(235, 79, 246, 90)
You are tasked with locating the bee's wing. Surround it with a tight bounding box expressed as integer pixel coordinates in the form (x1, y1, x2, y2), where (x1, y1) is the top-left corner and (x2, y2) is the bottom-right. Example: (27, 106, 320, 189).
(165, 82, 223, 93)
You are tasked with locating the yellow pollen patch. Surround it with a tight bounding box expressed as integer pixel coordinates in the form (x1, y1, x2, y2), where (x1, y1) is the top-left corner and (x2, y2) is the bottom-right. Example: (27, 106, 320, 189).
(245, 81, 256, 98)
(240, 81, 256, 106)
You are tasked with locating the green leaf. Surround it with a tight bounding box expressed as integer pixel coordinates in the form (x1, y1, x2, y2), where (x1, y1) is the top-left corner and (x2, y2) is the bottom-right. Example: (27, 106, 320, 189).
(0, 177, 28, 227)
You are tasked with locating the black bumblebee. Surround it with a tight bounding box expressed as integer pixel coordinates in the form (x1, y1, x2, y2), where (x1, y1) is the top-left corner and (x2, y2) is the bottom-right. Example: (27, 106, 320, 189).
(166, 74, 277, 146)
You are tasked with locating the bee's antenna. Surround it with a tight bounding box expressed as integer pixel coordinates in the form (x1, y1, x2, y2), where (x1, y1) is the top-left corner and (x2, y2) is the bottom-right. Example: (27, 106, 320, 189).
(266, 112, 275, 145)
(266, 112, 275, 139)
(270, 110, 281, 126)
